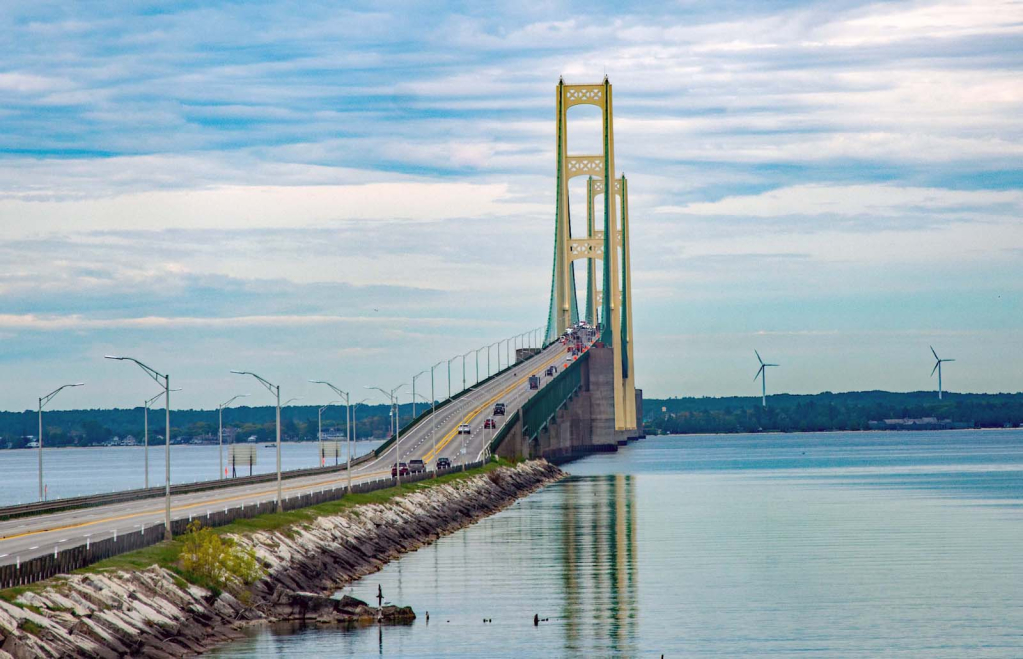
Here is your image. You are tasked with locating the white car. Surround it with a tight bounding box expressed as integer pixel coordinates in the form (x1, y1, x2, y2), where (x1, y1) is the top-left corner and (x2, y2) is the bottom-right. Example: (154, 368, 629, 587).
(457, 423, 471, 434)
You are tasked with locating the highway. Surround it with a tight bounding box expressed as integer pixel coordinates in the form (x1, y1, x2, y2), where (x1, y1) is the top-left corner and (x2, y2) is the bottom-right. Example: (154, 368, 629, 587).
(0, 341, 577, 568)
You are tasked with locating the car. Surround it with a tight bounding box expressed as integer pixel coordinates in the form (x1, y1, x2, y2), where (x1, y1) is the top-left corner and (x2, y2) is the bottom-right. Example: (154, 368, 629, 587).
(436, 457, 451, 469)
(546, 366, 557, 377)
(391, 462, 410, 478)
(408, 459, 426, 474)
(493, 402, 506, 416)
(457, 423, 471, 434)
(484, 418, 496, 429)
(529, 375, 540, 390)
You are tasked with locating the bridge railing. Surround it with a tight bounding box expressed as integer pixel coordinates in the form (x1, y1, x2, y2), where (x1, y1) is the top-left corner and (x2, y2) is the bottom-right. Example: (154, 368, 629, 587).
(372, 347, 548, 459)
(521, 351, 588, 441)
(488, 409, 520, 456)
(0, 460, 485, 590)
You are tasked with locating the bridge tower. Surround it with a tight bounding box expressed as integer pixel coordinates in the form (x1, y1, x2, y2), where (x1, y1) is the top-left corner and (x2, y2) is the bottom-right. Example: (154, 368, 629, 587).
(544, 77, 638, 433)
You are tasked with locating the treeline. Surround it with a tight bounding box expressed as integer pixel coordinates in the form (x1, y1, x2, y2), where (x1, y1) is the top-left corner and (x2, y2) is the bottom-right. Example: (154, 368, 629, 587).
(643, 391, 1023, 435)
(0, 402, 424, 449)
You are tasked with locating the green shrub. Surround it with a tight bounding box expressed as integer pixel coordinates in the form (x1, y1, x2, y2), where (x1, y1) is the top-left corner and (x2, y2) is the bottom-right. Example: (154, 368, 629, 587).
(180, 520, 263, 590)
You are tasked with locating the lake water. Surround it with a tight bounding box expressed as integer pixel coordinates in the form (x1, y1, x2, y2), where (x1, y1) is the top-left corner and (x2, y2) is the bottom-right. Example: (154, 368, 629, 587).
(213, 430, 1023, 657)
(0, 441, 382, 506)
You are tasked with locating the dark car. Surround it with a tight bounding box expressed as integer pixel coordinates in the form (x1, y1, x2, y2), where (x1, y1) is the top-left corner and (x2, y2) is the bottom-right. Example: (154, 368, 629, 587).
(408, 459, 426, 474)
(391, 462, 410, 478)
(436, 457, 451, 470)
(493, 402, 506, 416)
(484, 418, 496, 429)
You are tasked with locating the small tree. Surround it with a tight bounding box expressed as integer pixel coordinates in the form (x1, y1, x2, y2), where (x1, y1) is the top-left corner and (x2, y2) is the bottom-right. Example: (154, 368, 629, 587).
(180, 521, 263, 590)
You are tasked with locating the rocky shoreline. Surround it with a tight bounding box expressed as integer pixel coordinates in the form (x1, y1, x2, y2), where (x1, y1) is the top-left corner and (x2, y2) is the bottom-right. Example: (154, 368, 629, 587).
(0, 460, 565, 658)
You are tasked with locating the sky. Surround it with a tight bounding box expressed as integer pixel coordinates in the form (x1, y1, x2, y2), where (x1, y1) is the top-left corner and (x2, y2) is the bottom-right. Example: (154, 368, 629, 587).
(0, 0, 1021, 411)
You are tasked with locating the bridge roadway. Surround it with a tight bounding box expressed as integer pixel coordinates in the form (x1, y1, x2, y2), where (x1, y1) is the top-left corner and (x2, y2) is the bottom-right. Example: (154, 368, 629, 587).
(0, 342, 573, 568)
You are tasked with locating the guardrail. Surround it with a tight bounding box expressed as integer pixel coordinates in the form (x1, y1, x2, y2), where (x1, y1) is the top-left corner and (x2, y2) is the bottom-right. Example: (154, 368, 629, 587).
(0, 450, 377, 522)
(521, 351, 587, 440)
(0, 460, 485, 590)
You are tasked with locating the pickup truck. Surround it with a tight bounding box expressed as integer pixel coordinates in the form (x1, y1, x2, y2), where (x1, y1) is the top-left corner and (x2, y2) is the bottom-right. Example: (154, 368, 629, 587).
(408, 459, 426, 474)
(391, 462, 410, 478)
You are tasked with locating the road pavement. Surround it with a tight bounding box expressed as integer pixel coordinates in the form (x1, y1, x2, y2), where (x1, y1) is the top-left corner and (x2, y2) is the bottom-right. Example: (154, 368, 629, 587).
(0, 341, 578, 567)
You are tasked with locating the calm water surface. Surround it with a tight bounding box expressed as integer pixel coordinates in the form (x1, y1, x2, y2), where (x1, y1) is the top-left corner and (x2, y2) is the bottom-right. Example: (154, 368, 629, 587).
(211, 430, 1023, 657)
(0, 441, 381, 505)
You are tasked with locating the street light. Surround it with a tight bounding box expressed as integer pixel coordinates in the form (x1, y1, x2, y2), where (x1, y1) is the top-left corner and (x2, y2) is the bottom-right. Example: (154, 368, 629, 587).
(447, 355, 459, 399)
(232, 370, 283, 512)
(461, 350, 472, 393)
(411, 392, 438, 467)
(430, 360, 444, 421)
(217, 394, 248, 480)
(317, 400, 342, 466)
(309, 381, 352, 490)
(409, 370, 425, 417)
(475, 346, 487, 385)
(352, 398, 370, 467)
(488, 342, 499, 376)
(146, 388, 182, 488)
(366, 383, 406, 484)
(106, 354, 173, 539)
(37, 382, 84, 501)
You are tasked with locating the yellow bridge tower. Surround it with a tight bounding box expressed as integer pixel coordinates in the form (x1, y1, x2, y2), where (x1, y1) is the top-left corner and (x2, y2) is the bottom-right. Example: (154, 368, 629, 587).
(545, 77, 638, 433)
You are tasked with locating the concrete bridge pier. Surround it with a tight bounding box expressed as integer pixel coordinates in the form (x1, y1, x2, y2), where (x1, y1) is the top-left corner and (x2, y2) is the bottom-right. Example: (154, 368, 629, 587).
(495, 344, 641, 464)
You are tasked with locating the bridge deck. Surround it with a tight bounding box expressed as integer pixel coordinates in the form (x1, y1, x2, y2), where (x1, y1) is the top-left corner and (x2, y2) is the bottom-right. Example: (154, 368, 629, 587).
(0, 341, 574, 570)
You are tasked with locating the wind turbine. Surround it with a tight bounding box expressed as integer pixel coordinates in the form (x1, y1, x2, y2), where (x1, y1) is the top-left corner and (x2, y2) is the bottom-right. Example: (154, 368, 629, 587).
(930, 346, 955, 400)
(754, 350, 778, 407)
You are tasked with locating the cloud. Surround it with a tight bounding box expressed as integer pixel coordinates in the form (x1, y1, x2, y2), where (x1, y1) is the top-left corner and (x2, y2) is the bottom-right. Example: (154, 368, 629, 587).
(659, 184, 1023, 220)
(0, 312, 508, 331)
(0, 0, 1021, 404)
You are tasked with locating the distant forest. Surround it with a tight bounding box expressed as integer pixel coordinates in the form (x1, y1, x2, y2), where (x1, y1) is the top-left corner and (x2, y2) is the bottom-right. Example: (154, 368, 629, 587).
(643, 391, 1023, 435)
(4, 391, 1023, 449)
(0, 402, 419, 450)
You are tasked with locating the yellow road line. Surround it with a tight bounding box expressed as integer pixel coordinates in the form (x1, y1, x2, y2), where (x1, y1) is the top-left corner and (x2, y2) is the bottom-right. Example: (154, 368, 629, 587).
(1, 350, 569, 546)
(422, 350, 565, 463)
(1, 467, 395, 543)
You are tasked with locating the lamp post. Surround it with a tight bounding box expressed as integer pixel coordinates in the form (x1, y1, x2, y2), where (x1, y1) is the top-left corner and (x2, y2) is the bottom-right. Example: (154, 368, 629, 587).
(475, 346, 487, 385)
(366, 383, 406, 484)
(37, 382, 84, 501)
(218, 394, 248, 480)
(430, 360, 443, 419)
(317, 400, 341, 466)
(412, 370, 427, 419)
(309, 381, 352, 489)
(488, 342, 498, 376)
(146, 388, 181, 488)
(461, 350, 472, 393)
(352, 398, 370, 468)
(412, 392, 438, 467)
(447, 355, 459, 399)
(106, 354, 173, 539)
(232, 370, 283, 512)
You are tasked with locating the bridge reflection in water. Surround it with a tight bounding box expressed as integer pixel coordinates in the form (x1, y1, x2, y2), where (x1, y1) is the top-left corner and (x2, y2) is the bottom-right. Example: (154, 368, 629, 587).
(560, 474, 638, 656)
(208, 474, 641, 657)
